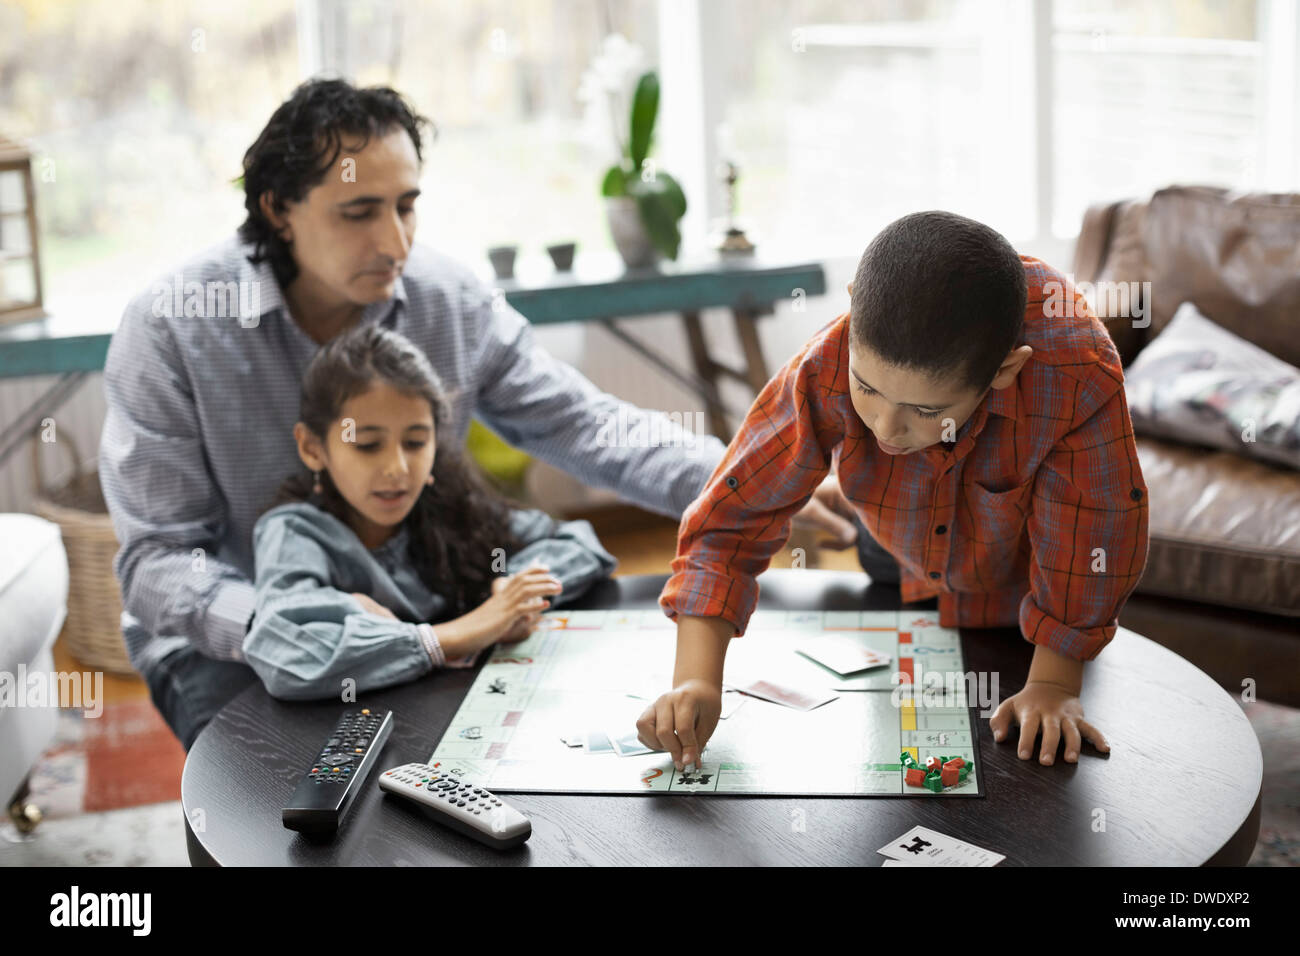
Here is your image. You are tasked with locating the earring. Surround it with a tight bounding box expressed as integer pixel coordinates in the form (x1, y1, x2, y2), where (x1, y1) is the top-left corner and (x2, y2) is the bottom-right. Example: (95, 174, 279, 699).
(313, 470, 323, 494)
(426, 475, 434, 486)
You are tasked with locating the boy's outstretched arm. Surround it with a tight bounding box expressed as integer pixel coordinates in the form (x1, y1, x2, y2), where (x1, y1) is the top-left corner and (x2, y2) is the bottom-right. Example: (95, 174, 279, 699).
(642, 318, 851, 767)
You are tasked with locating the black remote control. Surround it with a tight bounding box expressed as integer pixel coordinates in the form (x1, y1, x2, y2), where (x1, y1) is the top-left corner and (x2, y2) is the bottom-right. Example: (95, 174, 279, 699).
(282, 707, 394, 836)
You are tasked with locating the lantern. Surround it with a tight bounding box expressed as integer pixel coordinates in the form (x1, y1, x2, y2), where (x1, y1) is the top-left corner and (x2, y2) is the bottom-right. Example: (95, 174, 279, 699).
(0, 133, 45, 326)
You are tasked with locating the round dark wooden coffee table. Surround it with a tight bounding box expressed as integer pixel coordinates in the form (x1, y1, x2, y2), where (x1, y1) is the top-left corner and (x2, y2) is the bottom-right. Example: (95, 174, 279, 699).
(182, 571, 1262, 866)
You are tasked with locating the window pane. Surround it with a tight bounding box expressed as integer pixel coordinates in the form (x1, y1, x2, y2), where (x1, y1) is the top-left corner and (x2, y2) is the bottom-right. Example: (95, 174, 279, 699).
(1052, 0, 1261, 236)
(0, 0, 300, 302)
(712, 0, 1036, 259)
(344, 0, 659, 266)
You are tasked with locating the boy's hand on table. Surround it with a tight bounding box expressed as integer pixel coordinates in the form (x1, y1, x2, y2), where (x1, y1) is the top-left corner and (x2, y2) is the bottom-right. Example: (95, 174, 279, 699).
(635, 679, 723, 771)
(988, 681, 1111, 765)
(792, 475, 859, 550)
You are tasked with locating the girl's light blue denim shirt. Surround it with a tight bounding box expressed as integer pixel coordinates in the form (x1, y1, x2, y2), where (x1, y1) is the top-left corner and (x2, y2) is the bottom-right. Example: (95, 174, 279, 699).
(243, 501, 617, 700)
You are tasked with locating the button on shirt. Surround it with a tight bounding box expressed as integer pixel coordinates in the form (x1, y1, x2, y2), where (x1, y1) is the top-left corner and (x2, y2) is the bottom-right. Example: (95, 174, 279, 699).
(98, 235, 727, 677)
(659, 256, 1150, 662)
(243, 501, 616, 700)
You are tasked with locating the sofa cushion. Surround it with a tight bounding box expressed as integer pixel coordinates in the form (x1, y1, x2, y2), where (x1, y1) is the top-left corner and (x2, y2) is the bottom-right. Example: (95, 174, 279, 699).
(1143, 185, 1300, 368)
(1126, 301, 1300, 471)
(1135, 438, 1300, 616)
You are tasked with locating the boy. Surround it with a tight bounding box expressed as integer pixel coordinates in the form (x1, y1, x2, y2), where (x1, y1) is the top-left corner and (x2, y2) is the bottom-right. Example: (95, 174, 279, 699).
(638, 210, 1149, 772)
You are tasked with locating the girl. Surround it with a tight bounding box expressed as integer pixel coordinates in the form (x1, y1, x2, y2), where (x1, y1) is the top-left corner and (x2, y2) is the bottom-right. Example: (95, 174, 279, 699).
(244, 322, 618, 700)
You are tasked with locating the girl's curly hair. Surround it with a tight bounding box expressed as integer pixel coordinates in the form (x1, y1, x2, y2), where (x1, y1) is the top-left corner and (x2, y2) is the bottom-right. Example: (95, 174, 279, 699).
(261, 323, 523, 618)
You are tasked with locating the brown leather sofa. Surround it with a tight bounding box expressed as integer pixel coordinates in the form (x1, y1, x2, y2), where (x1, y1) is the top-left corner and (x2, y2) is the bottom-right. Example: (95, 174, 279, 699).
(1073, 185, 1300, 706)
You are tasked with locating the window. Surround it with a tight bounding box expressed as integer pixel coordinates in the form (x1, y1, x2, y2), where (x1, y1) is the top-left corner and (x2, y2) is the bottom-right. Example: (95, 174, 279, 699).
(0, 0, 300, 304)
(705, 0, 1036, 259)
(311, 0, 660, 265)
(1, 0, 1294, 304)
(1052, 0, 1263, 236)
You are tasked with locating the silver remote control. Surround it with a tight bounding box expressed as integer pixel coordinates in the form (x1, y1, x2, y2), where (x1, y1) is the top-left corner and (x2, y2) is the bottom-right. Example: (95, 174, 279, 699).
(378, 762, 531, 849)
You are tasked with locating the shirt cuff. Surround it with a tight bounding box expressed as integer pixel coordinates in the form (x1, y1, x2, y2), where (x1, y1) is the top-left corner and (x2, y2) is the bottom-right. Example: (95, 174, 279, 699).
(658, 565, 757, 637)
(416, 623, 446, 668)
(444, 645, 483, 669)
(1018, 594, 1114, 662)
(208, 579, 258, 661)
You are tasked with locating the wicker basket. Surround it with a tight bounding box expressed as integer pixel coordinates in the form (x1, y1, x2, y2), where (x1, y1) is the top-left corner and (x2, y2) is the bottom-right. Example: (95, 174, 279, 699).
(30, 431, 134, 674)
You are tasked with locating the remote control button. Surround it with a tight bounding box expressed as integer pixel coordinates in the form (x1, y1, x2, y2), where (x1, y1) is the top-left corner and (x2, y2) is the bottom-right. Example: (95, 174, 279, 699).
(362, 709, 370, 715)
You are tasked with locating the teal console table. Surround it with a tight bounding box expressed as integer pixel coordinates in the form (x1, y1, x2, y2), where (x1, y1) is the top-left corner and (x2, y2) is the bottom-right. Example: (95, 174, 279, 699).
(0, 253, 826, 468)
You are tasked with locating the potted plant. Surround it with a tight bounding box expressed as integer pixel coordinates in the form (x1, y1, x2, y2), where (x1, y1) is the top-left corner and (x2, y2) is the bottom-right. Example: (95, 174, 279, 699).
(599, 72, 687, 268)
(578, 37, 686, 269)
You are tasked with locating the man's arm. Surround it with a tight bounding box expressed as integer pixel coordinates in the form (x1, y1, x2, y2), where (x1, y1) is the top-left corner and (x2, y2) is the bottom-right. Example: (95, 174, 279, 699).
(659, 320, 848, 635)
(98, 300, 255, 662)
(470, 289, 727, 518)
(1018, 371, 1151, 662)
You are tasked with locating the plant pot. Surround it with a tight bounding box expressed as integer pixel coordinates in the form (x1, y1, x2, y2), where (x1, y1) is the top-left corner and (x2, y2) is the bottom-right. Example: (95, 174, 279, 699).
(487, 245, 517, 280)
(546, 241, 577, 272)
(605, 197, 661, 270)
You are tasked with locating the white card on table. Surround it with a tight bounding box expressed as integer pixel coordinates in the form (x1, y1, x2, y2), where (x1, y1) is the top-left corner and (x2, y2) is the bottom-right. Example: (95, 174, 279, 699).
(607, 728, 654, 757)
(876, 825, 1004, 866)
(719, 690, 747, 720)
(795, 637, 892, 676)
(729, 677, 837, 712)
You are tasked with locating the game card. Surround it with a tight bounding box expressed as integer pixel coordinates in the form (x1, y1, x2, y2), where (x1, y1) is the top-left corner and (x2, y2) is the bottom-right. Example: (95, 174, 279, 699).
(719, 690, 747, 720)
(795, 637, 892, 676)
(608, 729, 654, 757)
(730, 677, 837, 712)
(876, 825, 1004, 866)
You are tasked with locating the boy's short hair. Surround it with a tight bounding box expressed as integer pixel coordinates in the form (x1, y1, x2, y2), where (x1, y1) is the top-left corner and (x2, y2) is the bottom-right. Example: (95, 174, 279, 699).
(849, 211, 1028, 394)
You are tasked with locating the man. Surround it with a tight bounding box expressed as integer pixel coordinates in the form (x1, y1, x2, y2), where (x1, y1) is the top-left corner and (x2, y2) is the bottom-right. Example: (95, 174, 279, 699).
(99, 78, 861, 750)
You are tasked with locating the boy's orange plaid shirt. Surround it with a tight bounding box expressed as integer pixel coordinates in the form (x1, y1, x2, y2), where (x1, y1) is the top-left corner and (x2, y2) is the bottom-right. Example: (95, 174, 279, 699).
(659, 256, 1150, 662)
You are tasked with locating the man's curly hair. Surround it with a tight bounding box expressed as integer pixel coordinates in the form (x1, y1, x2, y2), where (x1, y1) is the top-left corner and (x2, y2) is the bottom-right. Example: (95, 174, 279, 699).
(237, 77, 435, 288)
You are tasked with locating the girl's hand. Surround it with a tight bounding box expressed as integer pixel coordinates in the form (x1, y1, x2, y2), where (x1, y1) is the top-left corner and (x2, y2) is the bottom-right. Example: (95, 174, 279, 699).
(491, 575, 544, 643)
(438, 567, 562, 656)
(351, 592, 398, 620)
(988, 681, 1111, 764)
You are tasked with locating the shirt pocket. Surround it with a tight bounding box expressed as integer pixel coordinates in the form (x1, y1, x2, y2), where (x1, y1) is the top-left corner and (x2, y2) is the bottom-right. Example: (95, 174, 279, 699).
(963, 479, 1030, 548)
